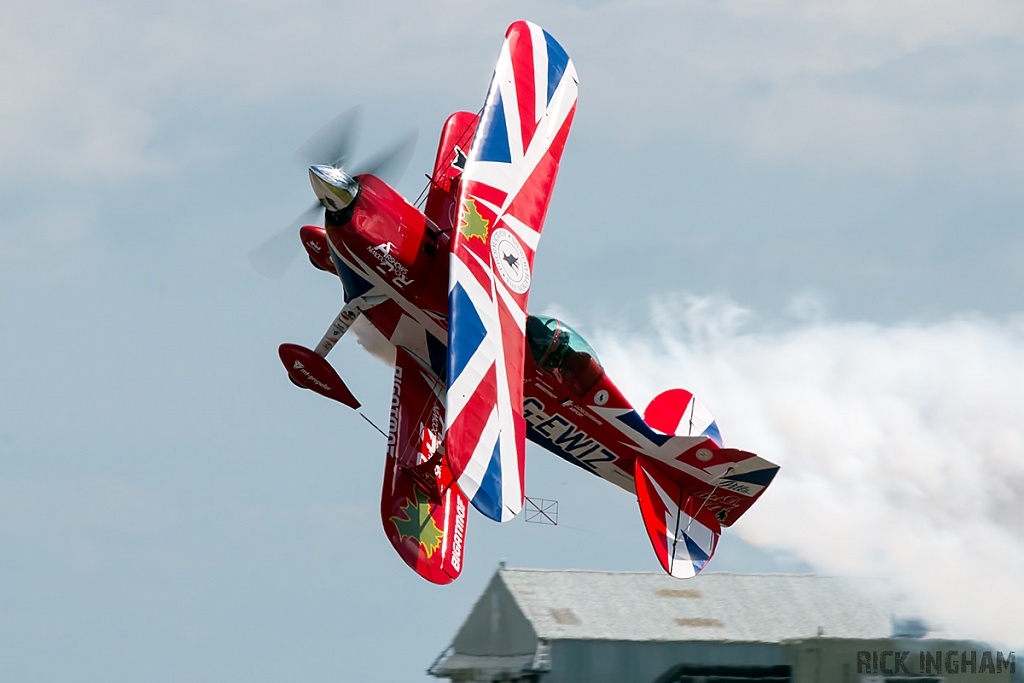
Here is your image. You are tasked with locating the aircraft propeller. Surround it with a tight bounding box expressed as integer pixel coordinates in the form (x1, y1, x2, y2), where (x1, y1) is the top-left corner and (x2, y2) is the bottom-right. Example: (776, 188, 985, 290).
(248, 107, 417, 278)
(248, 201, 324, 279)
(293, 106, 362, 170)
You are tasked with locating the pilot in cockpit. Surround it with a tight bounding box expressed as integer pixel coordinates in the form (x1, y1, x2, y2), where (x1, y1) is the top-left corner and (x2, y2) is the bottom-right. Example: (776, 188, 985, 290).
(525, 315, 604, 397)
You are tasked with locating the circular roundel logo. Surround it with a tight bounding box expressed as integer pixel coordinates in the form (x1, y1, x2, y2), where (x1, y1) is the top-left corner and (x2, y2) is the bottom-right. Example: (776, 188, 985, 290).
(490, 228, 531, 294)
(594, 390, 609, 406)
(696, 448, 714, 462)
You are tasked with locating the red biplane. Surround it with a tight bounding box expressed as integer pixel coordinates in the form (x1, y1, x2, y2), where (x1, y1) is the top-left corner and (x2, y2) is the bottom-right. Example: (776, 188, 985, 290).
(264, 21, 779, 584)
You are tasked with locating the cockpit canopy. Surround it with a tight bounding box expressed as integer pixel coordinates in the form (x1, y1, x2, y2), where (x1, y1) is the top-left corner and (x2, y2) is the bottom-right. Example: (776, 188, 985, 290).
(525, 316, 604, 397)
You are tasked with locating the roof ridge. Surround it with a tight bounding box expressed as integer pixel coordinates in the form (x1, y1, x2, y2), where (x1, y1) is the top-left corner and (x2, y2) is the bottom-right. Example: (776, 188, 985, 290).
(498, 568, 829, 578)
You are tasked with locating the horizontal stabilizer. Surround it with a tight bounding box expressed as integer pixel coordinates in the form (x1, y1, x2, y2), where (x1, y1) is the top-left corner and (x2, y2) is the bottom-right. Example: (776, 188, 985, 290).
(666, 442, 778, 528)
(635, 456, 721, 579)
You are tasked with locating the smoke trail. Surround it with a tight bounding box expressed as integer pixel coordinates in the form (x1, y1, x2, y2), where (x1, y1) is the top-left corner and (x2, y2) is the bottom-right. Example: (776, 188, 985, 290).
(591, 295, 1024, 645)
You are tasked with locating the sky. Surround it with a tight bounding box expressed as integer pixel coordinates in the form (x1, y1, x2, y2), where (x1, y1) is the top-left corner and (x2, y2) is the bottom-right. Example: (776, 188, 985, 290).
(2, 0, 1024, 680)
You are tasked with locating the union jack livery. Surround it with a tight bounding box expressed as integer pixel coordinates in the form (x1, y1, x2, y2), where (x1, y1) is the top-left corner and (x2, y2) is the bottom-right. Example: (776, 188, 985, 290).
(260, 21, 778, 584)
(447, 22, 578, 523)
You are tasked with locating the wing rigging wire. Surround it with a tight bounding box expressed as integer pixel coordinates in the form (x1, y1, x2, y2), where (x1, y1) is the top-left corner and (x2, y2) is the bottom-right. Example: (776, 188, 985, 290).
(360, 412, 388, 438)
(412, 105, 485, 211)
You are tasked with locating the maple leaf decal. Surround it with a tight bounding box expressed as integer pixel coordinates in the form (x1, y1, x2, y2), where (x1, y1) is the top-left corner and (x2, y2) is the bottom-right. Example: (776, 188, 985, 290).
(390, 487, 444, 558)
(459, 198, 490, 243)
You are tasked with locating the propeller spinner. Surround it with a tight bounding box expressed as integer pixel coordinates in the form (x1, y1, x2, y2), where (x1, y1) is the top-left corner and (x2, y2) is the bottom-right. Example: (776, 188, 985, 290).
(308, 164, 359, 213)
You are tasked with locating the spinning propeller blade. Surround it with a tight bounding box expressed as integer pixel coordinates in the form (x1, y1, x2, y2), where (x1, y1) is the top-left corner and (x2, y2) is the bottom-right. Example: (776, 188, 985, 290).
(294, 106, 362, 169)
(353, 129, 418, 185)
(295, 106, 417, 184)
(248, 107, 416, 277)
(248, 202, 323, 279)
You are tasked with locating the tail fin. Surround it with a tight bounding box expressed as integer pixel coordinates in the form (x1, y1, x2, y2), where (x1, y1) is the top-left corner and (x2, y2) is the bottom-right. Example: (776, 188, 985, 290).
(635, 456, 721, 579)
(644, 388, 722, 446)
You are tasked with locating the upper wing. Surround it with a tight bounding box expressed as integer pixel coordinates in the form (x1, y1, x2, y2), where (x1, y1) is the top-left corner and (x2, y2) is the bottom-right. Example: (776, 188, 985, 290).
(445, 22, 579, 522)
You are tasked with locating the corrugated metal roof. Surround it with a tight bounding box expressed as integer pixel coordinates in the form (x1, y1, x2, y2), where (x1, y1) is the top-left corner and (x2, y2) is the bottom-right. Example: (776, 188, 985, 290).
(498, 568, 892, 644)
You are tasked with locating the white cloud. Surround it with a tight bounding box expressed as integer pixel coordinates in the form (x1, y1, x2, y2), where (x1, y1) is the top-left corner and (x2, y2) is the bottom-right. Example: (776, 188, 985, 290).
(592, 295, 1024, 645)
(6, 0, 1024, 184)
(0, 0, 427, 184)
(791, 0, 1024, 47)
(558, 0, 1024, 177)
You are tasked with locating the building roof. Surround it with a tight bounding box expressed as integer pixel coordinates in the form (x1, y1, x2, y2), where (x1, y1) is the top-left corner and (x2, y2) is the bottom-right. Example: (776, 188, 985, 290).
(497, 568, 892, 643)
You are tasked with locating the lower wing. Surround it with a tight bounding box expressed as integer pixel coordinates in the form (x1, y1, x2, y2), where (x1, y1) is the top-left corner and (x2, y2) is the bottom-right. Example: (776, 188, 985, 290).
(380, 347, 469, 584)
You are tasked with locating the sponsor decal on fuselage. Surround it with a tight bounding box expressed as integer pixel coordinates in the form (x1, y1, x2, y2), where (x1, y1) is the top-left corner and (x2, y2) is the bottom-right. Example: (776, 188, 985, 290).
(386, 366, 403, 458)
(524, 397, 617, 473)
(368, 242, 414, 288)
